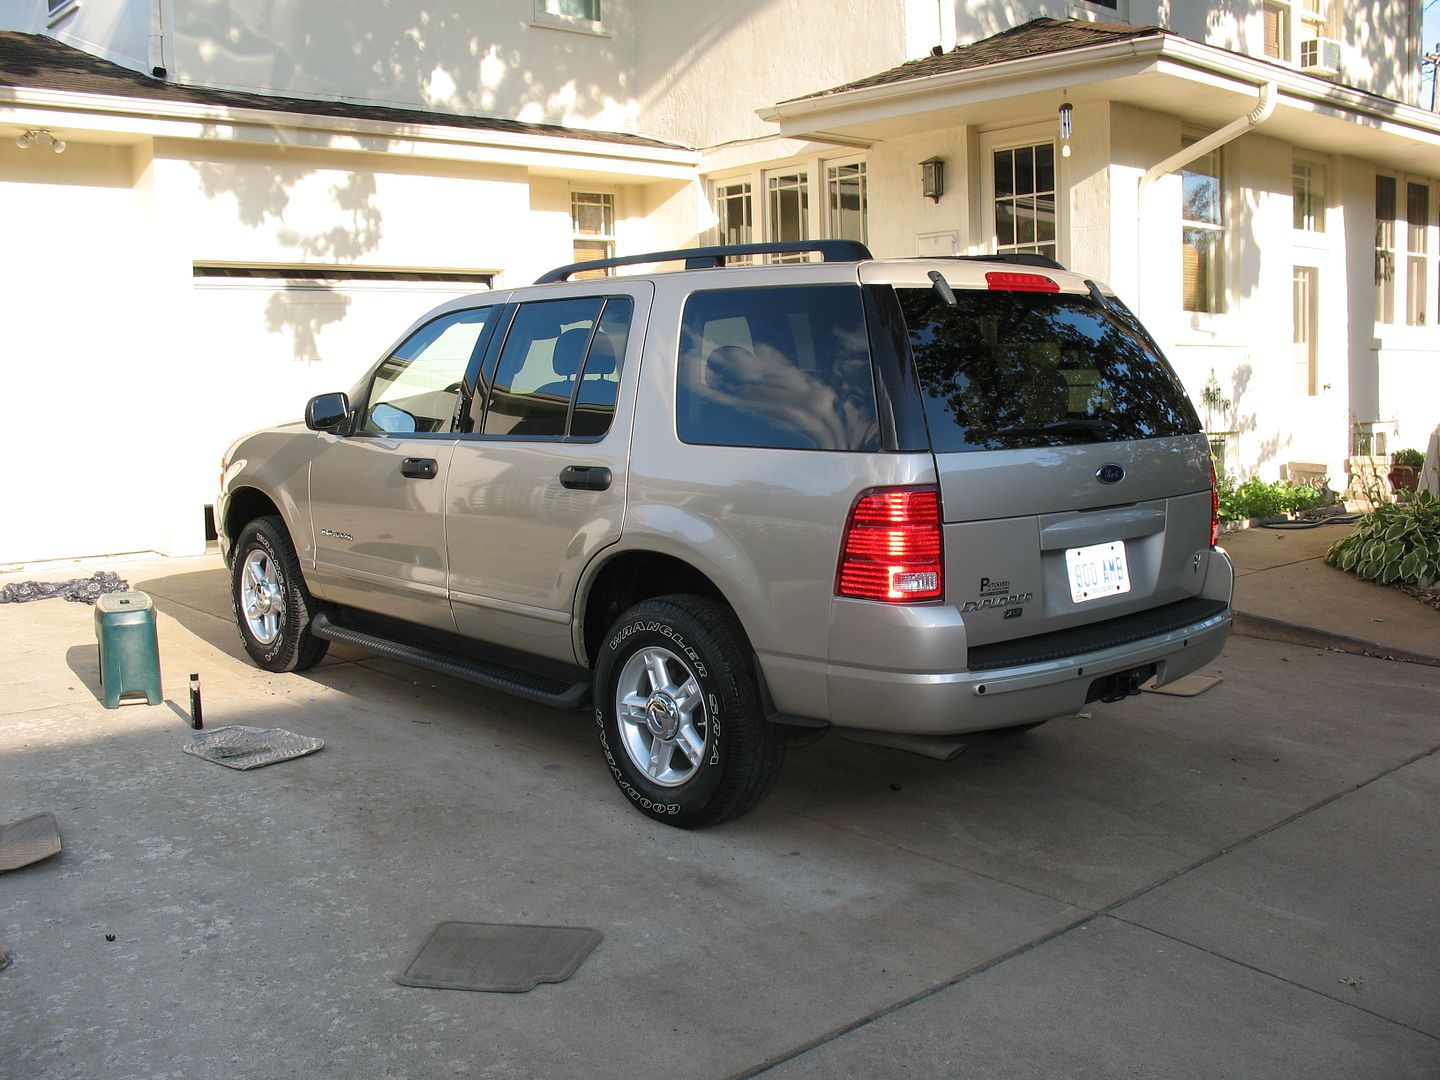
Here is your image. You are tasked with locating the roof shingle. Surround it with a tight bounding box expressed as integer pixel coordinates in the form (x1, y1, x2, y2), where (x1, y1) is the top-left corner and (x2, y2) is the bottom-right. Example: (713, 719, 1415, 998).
(783, 18, 1168, 103)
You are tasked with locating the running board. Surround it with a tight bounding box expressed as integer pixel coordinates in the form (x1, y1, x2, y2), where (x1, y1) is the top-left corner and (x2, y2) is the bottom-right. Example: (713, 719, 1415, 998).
(309, 613, 591, 710)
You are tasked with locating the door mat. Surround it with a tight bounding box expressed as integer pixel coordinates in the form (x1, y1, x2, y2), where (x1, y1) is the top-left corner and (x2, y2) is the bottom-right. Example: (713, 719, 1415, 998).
(0, 812, 62, 873)
(1143, 674, 1223, 698)
(183, 726, 324, 770)
(396, 921, 602, 993)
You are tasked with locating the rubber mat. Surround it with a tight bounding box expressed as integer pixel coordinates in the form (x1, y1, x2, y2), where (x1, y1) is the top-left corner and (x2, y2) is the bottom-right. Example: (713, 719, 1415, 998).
(1143, 673, 1223, 697)
(0, 812, 62, 873)
(396, 921, 602, 993)
(182, 726, 324, 770)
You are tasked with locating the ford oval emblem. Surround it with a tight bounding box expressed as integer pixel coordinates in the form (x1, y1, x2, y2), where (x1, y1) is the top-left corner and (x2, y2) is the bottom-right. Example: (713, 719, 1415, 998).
(1096, 463, 1125, 485)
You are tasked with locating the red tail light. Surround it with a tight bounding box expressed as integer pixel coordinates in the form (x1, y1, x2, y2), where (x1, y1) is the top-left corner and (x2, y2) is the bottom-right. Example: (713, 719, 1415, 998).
(837, 487, 944, 603)
(1209, 464, 1220, 547)
(985, 271, 1060, 293)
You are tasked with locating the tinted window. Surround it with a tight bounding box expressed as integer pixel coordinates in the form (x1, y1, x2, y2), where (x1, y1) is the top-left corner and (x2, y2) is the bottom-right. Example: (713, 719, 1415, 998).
(570, 297, 631, 438)
(677, 285, 880, 451)
(360, 307, 492, 434)
(483, 298, 604, 437)
(898, 288, 1200, 453)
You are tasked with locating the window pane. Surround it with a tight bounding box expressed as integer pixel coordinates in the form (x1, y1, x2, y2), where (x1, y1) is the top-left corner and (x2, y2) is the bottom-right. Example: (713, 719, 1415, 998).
(362, 308, 492, 434)
(568, 297, 631, 438)
(716, 183, 753, 246)
(1035, 144, 1055, 197)
(483, 299, 604, 437)
(1015, 145, 1035, 195)
(826, 163, 867, 243)
(677, 285, 879, 451)
(994, 150, 1015, 198)
(1183, 227, 1224, 313)
(766, 173, 810, 249)
(572, 192, 614, 237)
(1408, 256, 1427, 325)
(541, 0, 599, 19)
(994, 143, 1057, 258)
(1407, 182, 1429, 253)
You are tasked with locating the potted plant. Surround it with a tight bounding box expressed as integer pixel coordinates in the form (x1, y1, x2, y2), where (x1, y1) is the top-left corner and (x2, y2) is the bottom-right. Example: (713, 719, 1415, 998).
(1389, 448, 1424, 493)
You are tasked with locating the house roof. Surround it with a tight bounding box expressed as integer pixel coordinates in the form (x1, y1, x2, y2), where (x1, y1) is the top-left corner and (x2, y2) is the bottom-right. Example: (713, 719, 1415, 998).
(0, 30, 685, 151)
(782, 18, 1168, 104)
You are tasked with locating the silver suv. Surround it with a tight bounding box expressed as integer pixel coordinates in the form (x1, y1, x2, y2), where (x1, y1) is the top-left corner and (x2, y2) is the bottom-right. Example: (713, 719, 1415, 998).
(219, 241, 1233, 828)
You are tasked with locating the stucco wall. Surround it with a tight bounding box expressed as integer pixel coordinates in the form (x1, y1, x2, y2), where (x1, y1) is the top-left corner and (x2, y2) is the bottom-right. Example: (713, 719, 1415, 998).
(634, 0, 908, 147)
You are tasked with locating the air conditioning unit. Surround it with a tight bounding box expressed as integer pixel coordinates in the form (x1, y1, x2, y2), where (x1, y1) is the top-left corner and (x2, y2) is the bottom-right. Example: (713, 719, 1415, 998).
(1300, 37, 1341, 77)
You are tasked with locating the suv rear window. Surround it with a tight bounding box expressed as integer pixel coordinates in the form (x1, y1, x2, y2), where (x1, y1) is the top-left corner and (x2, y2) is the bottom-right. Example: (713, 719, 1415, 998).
(897, 288, 1200, 453)
(677, 284, 881, 451)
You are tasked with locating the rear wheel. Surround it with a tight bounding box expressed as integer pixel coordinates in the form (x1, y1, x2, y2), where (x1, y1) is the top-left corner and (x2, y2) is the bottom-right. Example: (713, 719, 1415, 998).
(595, 595, 784, 828)
(230, 516, 329, 673)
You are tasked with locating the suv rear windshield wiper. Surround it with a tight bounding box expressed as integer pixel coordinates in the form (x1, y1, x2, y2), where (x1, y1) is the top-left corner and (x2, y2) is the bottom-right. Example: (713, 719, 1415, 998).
(988, 419, 1116, 443)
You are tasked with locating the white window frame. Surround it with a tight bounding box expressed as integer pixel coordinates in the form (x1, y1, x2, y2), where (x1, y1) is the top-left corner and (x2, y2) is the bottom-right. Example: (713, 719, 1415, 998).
(708, 154, 869, 261)
(1180, 138, 1226, 315)
(1292, 157, 1327, 234)
(571, 191, 615, 277)
(823, 158, 868, 244)
(979, 125, 1064, 265)
(532, 0, 605, 36)
(1404, 178, 1433, 328)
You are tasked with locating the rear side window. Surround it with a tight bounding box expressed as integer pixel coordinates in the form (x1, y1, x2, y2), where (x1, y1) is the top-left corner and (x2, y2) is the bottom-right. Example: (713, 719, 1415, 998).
(677, 284, 880, 451)
(897, 288, 1200, 453)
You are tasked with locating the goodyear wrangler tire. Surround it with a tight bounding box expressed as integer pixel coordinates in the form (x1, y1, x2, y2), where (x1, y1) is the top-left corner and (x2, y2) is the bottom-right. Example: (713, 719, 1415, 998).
(595, 595, 784, 829)
(231, 516, 329, 673)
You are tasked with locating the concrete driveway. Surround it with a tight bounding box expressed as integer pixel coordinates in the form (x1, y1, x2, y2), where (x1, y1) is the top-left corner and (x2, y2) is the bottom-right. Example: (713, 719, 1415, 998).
(2, 554, 1437, 1079)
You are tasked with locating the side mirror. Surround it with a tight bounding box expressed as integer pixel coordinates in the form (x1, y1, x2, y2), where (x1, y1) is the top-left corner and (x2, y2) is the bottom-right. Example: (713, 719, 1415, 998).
(305, 392, 351, 433)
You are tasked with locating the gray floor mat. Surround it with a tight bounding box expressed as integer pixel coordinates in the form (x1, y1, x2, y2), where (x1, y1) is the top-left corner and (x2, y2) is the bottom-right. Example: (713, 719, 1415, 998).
(0, 812, 62, 872)
(396, 921, 602, 993)
(183, 726, 324, 770)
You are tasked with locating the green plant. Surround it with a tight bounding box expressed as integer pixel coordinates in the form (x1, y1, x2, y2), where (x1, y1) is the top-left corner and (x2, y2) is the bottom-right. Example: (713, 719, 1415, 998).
(1325, 491, 1440, 586)
(1217, 475, 1329, 522)
(1392, 448, 1425, 468)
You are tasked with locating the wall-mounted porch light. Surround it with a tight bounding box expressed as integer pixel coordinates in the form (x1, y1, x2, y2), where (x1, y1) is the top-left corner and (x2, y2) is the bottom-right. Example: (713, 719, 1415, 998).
(15, 129, 66, 154)
(920, 157, 945, 202)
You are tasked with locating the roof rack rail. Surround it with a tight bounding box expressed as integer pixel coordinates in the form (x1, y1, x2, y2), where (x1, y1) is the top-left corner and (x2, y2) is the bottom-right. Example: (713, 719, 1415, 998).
(936, 253, 1067, 271)
(535, 240, 873, 283)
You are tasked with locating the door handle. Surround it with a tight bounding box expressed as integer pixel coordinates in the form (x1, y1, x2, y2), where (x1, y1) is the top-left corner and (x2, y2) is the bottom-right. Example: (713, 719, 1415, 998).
(400, 457, 438, 479)
(559, 465, 612, 491)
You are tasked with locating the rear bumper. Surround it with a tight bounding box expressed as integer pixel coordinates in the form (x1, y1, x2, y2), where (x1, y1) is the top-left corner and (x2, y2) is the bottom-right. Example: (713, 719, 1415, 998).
(761, 547, 1234, 736)
(821, 605, 1230, 735)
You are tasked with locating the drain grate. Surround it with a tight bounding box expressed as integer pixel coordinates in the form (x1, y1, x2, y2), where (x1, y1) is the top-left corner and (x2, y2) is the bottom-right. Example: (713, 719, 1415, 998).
(183, 726, 324, 770)
(396, 922, 602, 993)
(0, 813, 62, 873)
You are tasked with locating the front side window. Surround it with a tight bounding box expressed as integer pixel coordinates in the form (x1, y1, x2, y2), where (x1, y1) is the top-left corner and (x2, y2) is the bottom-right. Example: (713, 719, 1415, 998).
(1182, 141, 1225, 313)
(359, 308, 492, 434)
(825, 162, 867, 243)
(677, 285, 880, 451)
(993, 143, 1057, 262)
(897, 288, 1200, 454)
(483, 298, 605, 438)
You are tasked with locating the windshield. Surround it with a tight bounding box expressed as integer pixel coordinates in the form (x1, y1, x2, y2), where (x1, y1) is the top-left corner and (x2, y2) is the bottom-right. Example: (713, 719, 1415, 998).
(897, 288, 1201, 453)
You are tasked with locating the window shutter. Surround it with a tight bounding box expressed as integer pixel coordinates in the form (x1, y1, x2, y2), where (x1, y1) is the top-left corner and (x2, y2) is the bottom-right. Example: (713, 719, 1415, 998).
(1263, 5, 1282, 58)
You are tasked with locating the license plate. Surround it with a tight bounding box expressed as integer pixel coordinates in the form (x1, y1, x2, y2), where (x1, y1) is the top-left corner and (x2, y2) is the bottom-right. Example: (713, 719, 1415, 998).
(1065, 541, 1131, 603)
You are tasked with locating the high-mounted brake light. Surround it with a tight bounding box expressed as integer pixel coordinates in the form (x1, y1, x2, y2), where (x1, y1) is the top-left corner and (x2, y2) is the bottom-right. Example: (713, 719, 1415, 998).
(985, 271, 1060, 293)
(837, 487, 944, 603)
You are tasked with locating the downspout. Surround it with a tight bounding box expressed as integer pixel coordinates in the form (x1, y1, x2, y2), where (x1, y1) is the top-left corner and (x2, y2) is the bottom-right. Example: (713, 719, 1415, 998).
(149, 0, 168, 79)
(1135, 81, 1277, 314)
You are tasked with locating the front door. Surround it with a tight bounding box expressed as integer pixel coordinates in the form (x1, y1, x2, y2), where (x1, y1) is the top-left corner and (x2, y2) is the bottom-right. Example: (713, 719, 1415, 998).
(308, 305, 496, 630)
(446, 284, 650, 663)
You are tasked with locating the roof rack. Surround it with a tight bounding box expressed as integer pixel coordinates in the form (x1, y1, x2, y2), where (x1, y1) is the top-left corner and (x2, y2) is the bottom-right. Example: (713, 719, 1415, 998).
(535, 240, 873, 283)
(936, 253, 1067, 271)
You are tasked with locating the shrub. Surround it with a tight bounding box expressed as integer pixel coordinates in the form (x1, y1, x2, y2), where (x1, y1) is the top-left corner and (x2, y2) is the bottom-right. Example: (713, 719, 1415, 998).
(1217, 475, 1328, 522)
(1325, 491, 1440, 586)
(1392, 448, 1425, 468)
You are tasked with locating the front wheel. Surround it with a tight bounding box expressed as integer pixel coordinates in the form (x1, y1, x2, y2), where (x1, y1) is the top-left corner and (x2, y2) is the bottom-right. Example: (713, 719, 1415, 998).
(230, 516, 329, 673)
(594, 596, 784, 829)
